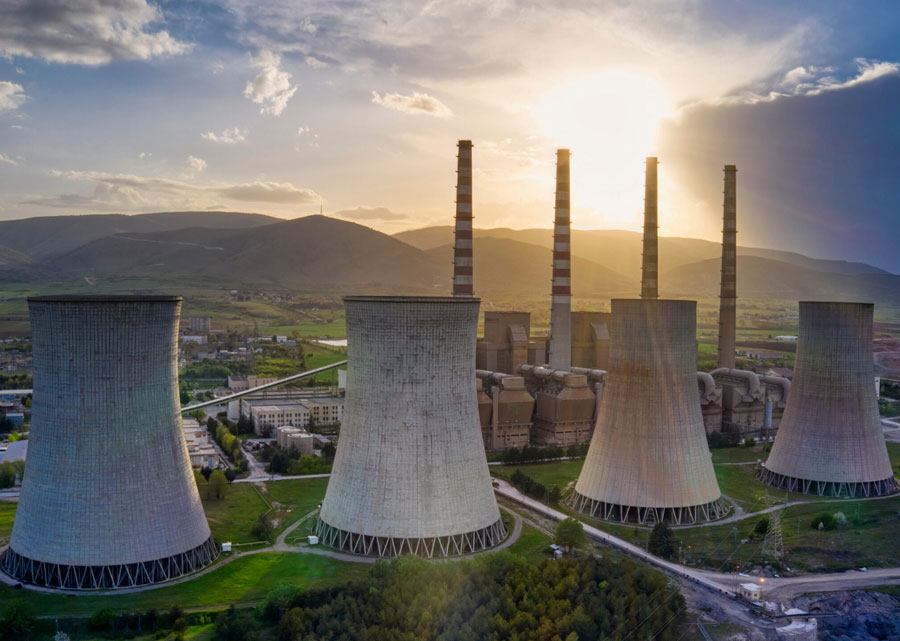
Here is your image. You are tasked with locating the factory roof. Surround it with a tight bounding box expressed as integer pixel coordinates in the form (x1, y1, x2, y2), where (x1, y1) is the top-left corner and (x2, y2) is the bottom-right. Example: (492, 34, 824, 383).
(29, 294, 182, 302)
(344, 295, 480, 304)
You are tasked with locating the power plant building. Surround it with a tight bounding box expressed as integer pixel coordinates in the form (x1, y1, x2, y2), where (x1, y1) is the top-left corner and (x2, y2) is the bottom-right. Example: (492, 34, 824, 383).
(759, 302, 899, 497)
(2, 296, 217, 589)
(570, 311, 611, 370)
(316, 296, 505, 557)
(476, 371, 535, 451)
(476, 311, 545, 374)
(573, 300, 726, 524)
(520, 365, 597, 446)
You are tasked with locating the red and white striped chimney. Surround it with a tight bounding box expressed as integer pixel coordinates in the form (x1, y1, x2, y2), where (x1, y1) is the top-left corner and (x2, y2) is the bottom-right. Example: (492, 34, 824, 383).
(548, 149, 572, 371)
(640, 156, 659, 300)
(452, 140, 474, 297)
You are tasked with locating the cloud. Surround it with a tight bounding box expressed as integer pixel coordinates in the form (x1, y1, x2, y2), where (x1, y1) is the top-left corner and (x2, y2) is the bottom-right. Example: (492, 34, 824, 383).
(137, 151, 151, 159)
(243, 50, 297, 116)
(0, 0, 190, 65)
(0, 152, 17, 166)
(712, 58, 900, 106)
(23, 170, 321, 209)
(305, 55, 327, 68)
(0, 81, 26, 112)
(185, 155, 207, 176)
(201, 127, 247, 144)
(297, 126, 310, 136)
(371, 91, 452, 117)
(333, 206, 409, 221)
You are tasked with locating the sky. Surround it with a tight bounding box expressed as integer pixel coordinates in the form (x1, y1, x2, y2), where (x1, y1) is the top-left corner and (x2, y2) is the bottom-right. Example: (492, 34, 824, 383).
(0, 1, 899, 270)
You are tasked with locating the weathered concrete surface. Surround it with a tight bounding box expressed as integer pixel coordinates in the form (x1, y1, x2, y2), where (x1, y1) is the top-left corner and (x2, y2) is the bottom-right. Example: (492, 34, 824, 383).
(318, 296, 503, 554)
(4, 296, 214, 587)
(574, 299, 724, 523)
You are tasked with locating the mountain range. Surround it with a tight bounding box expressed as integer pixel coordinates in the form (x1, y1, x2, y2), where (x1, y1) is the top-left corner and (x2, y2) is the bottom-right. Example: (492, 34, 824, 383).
(0, 211, 896, 303)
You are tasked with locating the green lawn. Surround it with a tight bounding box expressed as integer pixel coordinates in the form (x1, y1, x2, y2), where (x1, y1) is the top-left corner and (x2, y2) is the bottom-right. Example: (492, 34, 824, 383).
(201, 483, 270, 544)
(710, 445, 768, 465)
(0, 501, 16, 542)
(262, 477, 330, 535)
(490, 460, 584, 489)
(496, 522, 552, 562)
(0, 552, 365, 617)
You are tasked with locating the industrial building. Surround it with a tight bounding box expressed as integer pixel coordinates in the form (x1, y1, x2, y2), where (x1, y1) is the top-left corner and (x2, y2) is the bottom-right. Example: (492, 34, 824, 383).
(476, 371, 534, 450)
(2, 295, 217, 589)
(520, 365, 597, 446)
(759, 302, 899, 497)
(476, 311, 546, 373)
(276, 425, 315, 455)
(240, 395, 343, 434)
(573, 299, 727, 524)
(316, 296, 505, 557)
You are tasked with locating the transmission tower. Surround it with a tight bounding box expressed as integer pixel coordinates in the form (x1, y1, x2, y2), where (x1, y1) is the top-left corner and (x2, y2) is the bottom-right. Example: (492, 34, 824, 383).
(761, 493, 785, 560)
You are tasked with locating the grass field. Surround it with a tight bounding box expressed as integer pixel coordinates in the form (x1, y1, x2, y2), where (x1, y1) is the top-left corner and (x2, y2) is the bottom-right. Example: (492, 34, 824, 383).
(0, 501, 15, 542)
(490, 460, 584, 489)
(262, 477, 329, 535)
(201, 483, 270, 544)
(0, 552, 366, 617)
(710, 445, 768, 464)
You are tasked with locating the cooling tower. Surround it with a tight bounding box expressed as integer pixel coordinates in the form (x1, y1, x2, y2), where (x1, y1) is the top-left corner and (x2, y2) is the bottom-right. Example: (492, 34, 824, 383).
(453, 140, 474, 297)
(718, 164, 737, 369)
(316, 296, 505, 557)
(640, 157, 659, 300)
(572, 299, 726, 524)
(548, 149, 572, 370)
(1, 296, 217, 590)
(759, 302, 898, 497)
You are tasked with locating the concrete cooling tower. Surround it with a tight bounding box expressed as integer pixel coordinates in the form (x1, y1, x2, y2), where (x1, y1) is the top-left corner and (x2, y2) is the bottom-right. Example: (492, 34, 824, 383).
(1, 296, 217, 590)
(572, 299, 726, 524)
(759, 302, 899, 497)
(316, 296, 505, 557)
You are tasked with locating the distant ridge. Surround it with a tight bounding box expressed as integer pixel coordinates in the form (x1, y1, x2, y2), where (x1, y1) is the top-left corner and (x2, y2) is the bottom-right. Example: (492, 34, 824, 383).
(0, 211, 277, 259)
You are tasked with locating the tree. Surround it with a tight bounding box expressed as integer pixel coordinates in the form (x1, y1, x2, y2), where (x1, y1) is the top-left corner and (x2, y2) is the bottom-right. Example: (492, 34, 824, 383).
(548, 485, 562, 504)
(648, 522, 678, 560)
(1, 601, 36, 640)
(209, 469, 228, 499)
(554, 517, 586, 552)
(194, 470, 208, 500)
(280, 607, 304, 641)
(207, 416, 218, 432)
(264, 582, 301, 621)
(179, 384, 191, 406)
(754, 517, 770, 536)
(252, 512, 273, 541)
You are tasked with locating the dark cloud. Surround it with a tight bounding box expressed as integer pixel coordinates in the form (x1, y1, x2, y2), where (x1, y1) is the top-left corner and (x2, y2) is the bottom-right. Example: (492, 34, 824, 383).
(660, 74, 900, 273)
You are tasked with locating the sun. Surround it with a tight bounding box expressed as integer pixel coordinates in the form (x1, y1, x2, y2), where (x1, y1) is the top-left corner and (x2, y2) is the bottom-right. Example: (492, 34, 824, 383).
(532, 71, 672, 228)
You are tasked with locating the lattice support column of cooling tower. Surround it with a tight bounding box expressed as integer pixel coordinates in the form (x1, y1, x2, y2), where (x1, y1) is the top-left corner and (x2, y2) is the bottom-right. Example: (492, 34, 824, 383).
(1, 296, 217, 590)
(317, 296, 505, 558)
(571, 299, 726, 525)
(717, 164, 737, 369)
(453, 140, 474, 297)
(548, 149, 572, 371)
(640, 157, 659, 300)
(759, 303, 898, 497)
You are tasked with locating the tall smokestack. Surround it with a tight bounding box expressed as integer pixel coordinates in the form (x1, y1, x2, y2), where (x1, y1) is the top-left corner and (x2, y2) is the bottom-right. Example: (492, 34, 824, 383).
(452, 140, 474, 297)
(640, 157, 659, 299)
(548, 149, 572, 371)
(718, 165, 737, 369)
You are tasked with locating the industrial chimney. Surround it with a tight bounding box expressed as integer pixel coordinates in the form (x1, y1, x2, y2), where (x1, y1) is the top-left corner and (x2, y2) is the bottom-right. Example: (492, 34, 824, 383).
(640, 157, 659, 299)
(572, 299, 726, 524)
(718, 165, 737, 369)
(453, 140, 474, 297)
(316, 296, 506, 557)
(759, 302, 899, 497)
(548, 149, 572, 371)
(2, 296, 218, 589)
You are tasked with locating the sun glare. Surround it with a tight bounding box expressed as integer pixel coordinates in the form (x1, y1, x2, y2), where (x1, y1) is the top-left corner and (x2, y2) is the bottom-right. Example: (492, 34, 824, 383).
(533, 71, 672, 228)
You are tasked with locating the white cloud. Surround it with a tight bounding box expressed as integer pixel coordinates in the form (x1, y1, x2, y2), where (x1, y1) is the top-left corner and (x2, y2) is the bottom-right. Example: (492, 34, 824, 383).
(0, 152, 18, 166)
(371, 90, 452, 117)
(297, 126, 310, 136)
(28, 170, 321, 209)
(0, 81, 26, 112)
(803, 58, 900, 95)
(0, 0, 190, 65)
(138, 151, 152, 159)
(299, 17, 317, 34)
(243, 50, 297, 116)
(201, 127, 248, 144)
(334, 206, 409, 221)
(305, 55, 327, 69)
(186, 155, 207, 173)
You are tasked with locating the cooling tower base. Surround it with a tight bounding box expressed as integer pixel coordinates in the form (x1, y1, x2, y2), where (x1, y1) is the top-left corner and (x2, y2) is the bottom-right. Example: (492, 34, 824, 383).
(0, 536, 219, 591)
(315, 518, 507, 558)
(758, 466, 899, 498)
(570, 492, 729, 526)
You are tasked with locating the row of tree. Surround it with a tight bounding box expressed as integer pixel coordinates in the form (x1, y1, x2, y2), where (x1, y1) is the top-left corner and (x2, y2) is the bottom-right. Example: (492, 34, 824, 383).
(508, 469, 561, 504)
(489, 443, 589, 465)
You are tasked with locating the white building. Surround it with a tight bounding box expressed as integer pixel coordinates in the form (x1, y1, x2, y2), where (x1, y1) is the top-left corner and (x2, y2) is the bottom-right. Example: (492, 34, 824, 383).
(241, 396, 343, 435)
(182, 418, 219, 469)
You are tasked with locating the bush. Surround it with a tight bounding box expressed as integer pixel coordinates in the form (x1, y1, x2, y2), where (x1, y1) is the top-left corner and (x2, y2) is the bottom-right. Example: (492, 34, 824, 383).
(252, 513, 274, 541)
(706, 431, 740, 449)
(742, 437, 756, 447)
(264, 582, 302, 621)
(88, 608, 114, 632)
(810, 512, 837, 530)
(648, 522, 678, 560)
(754, 517, 770, 536)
